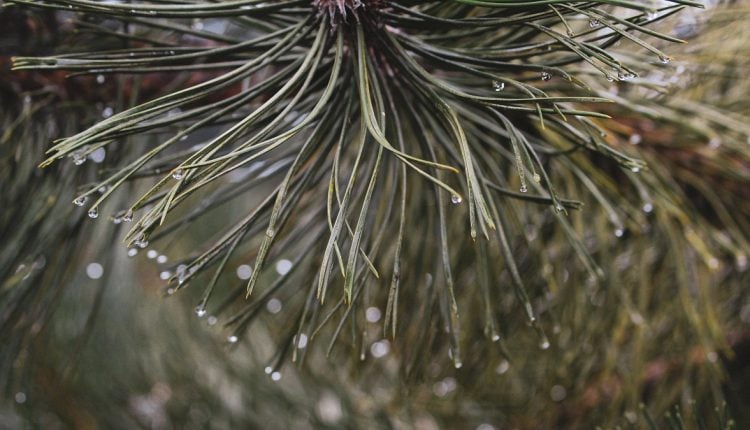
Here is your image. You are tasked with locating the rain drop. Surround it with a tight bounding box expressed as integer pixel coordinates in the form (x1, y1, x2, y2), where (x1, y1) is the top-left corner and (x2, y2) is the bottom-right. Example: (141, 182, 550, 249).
(157, 254, 168, 264)
(147, 250, 158, 259)
(122, 210, 133, 222)
(96, 74, 105, 84)
(195, 306, 207, 318)
(88, 207, 99, 219)
(72, 151, 87, 166)
(227, 335, 239, 343)
(540, 71, 552, 81)
(496, 359, 510, 374)
(589, 19, 600, 28)
(370, 340, 390, 358)
(615, 228, 625, 238)
(127, 248, 138, 258)
(492, 80, 505, 92)
(275, 259, 293, 276)
(236, 264, 253, 280)
(365, 307, 382, 323)
(450, 194, 462, 204)
(172, 169, 184, 180)
(539, 339, 550, 350)
(266, 298, 282, 314)
(73, 196, 87, 206)
(532, 173, 541, 183)
(630, 167, 641, 173)
(295, 333, 308, 349)
(519, 184, 528, 193)
(134, 234, 149, 249)
(86, 262, 104, 279)
(642, 203, 654, 213)
(659, 56, 671, 64)
(271, 371, 282, 381)
(550, 385, 567, 402)
(89, 147, 106, 163)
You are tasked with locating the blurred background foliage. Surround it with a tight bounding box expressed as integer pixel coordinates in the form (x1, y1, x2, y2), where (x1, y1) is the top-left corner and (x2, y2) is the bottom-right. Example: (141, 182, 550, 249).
(1, 1, 749, 429)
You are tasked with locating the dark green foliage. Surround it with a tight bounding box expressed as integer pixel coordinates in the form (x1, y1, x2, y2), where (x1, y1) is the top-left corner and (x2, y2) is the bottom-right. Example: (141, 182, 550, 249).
(2, 0, 750, 428)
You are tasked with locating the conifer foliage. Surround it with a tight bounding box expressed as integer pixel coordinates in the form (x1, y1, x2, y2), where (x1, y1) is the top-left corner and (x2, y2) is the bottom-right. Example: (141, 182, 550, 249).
(3, 0, 750, 427)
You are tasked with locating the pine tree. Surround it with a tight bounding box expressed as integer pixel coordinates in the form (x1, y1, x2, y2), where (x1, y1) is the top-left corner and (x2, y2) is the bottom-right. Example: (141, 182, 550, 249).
(2, 0, 749, 428)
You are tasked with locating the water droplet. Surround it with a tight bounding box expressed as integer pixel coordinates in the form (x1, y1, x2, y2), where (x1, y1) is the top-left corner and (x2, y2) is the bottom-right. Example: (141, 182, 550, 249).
(519, 184, 528, 193)
(550, 385, 567, 402)
(295, 333, 308, 349)
(366, 307, 382, 323)
(491, 333, 501, 342)
(72, 151, 86, 166)
(134, 234, 148, 249)
(122, 210, 133, 222)
(227, 335, 238, 343)
(236, 264, 253, 280)
(736, 254, 748, 270)
(195, 306, 207, 318)
(453, 359, 463, 369)
(708, 257, 720, 270)
(86, 262, 103, 279)
(496, 359, 510, 374)
(275, 259, 293, 276)
(266, 298, 282, 314)
(450, 194, 462, 204)
(629, 134, 642, 145)
(492, 80, 505, 92)
(615, 228, 625, 238)
(532, 173, 541, 183)
(73, 196, 87, 206)
(630, 167, 641, 173)
(146, 250, 158, 259)
(157, 254, 168, 264)
(166, 287, 175, 295)
(159, 270, 171, 280)
(642, 203, 654, 213)
(659, 56, 671, 64)
(540, 71, 552, 81)
(271, 371, 282, 381)
(172, 169, 184, 180)
(88, 207, 99, 219)
(265, 228, 275, 238)
(207, 316, 217, 325)
(589, 19, 599, 28)
(554, 203, 564, 212)
(539, 339, 550, 350)
(90, 147, 106, 163)
(370, 340, 390, 358)
(96, 74, 105, 84)
(101, 106, 113, 118)
(708, 137, 721, 149)
(14, 392, 26, 404)
(127, 248, 138, 258)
